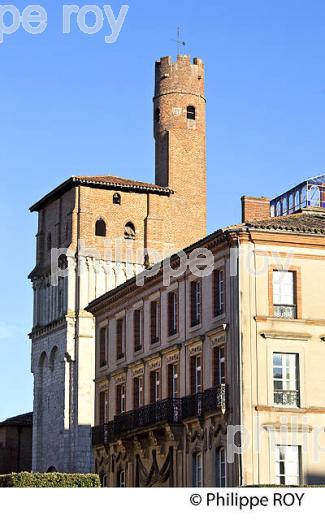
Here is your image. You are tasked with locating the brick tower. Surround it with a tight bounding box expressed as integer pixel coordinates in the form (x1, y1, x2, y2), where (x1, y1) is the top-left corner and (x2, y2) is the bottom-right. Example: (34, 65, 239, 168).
(29, 54, 208, 474)
(154, 55, 207, 244)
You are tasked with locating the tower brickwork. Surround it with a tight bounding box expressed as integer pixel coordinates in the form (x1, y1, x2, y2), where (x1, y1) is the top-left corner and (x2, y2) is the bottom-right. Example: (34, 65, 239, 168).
(30, 55, 208, 473)
(154, 55, 207, 245)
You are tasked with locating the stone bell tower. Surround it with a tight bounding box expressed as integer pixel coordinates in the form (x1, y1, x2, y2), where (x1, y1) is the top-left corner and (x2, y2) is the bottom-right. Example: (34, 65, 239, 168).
(154, 55, 207, 242)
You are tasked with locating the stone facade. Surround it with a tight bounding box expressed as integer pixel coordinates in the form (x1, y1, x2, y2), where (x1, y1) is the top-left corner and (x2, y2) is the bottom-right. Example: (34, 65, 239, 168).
(29, 55, 207, 473)
(88, 200, 325, 487)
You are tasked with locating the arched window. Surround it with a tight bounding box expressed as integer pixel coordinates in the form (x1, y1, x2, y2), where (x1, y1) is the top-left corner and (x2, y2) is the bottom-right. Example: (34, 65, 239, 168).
(289, 194, 294, 214)
(309, 185, 320, 207)
(39, 352, 47, 370)
(295, 191, 300, 211)
(95, 219, 106, 237)
(124, 221, 136, 240)
(154, 108, 160, 123)
(47, 233, 52, 251)
(282, 197, 288, 215)
(276, 201, 281, 216)
(49, 346, 58, 372)
(301, 186, 307, 208)
(113, 193, 121, 205)
(187, 105, 196, 120)
(270, 204, 275, 217)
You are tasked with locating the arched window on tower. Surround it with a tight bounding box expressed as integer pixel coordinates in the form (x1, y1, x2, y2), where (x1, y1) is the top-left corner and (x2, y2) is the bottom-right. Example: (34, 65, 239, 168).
(124, 221, 136, 240)
(155, 108, 160, 123)
(95, 219, 106, 237)
(187, 105, 196, 120)
(113, 193, 121, 205)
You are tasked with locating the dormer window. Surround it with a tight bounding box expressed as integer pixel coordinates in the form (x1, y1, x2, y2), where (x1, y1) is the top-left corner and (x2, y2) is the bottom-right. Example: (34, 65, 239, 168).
(124, 221, 136, 240)
(113, 193, 121, 205)
(95, 219, 106, 237)
(187, 105, 196, 120)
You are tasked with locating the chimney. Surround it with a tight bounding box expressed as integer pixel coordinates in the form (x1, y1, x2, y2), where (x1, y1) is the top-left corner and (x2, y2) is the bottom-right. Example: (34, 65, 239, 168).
(241, 196, 270, 223)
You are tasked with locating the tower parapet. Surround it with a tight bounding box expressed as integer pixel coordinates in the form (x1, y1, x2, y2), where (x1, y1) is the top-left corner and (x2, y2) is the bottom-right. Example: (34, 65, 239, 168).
(153, 55, 207, 239)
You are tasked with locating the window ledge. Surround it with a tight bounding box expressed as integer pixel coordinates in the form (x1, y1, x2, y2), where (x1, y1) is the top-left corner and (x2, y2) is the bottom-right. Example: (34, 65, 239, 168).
(255, 315, 325, 326)
(189, 323, 202, 333)
(260, 331, 311, 341)
(212, 312, 226, 323)
(167, 332, 179, 343)
(256, 405, 325, 414)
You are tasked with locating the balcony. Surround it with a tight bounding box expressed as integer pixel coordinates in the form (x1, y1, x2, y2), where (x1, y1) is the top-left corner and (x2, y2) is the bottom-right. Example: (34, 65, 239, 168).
(273, 304, 297, 319)
(274, 389, 300, 408)
(92, 385, 228, 447)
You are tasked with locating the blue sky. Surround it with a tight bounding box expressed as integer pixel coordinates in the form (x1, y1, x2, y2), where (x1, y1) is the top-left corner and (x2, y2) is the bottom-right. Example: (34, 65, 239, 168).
(1, 0, 325, 420)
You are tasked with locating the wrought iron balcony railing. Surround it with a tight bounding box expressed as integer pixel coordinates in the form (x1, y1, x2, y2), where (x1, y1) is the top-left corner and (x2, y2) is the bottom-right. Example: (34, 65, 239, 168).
(273, 304, 297, 319)
(92, 384, 228, 447)
(274, 389, 300, 407)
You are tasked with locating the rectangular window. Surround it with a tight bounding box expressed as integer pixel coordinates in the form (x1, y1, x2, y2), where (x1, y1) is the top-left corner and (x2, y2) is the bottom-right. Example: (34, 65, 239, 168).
(133, 376, 144, 409)
(190, 280, 201, 327)
(192, 452, 203, 487)
(99, 391, 107, 425)
(168, 291, 178, 336)
(150, 370, 161, 404)
(116, 318, 125, 360)
(190, 355, 202, 395)
(99, 326, 107, 367)
(275, 445, 301, 485)
(216, 447, 227, 487)
(213, 346, 225, 386)
(150, 300, 160, 344)
(116, 383, 126, 415)
(273, 353, 299, 407)
(273, 271, 297, 319)
(167, 363, 179, 398)
(213, 268, 225, 317)
(134, 308, 143, 352)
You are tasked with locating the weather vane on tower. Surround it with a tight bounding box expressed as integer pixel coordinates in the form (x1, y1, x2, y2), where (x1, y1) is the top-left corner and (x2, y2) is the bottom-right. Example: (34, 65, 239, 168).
(172, 26, 186, 56)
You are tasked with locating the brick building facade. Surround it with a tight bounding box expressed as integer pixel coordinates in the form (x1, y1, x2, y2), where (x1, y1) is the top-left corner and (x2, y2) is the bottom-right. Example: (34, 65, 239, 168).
(88, 188, 325, 487)
(29, 55, 207, 472)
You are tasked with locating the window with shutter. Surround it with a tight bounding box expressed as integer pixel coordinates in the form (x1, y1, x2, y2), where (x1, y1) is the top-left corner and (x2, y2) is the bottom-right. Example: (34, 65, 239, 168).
(133, 377, 139, 409)
(150, 370, 160, 403)
(99, 391, 106, 425)
(99, 326, 107, 367)
(168, 363, 178, 398)
(190, 281, 201, 327)
(168, 291, 178, 336)
(116, 318, 125, 360)
(116, 385, 122, 415)
(133, 377, 143, 409)
(134, 308, 143, 351)
(190, 355, 202, 395)
(116, 384, 126, 415)
(213, 268, 225, 317)
(150, 300, 160, 344)
(214, 347, 225, 386)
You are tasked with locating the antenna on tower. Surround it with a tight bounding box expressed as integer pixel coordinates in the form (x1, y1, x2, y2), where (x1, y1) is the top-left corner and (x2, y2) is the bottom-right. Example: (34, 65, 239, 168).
(172, 26, 186, 56)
